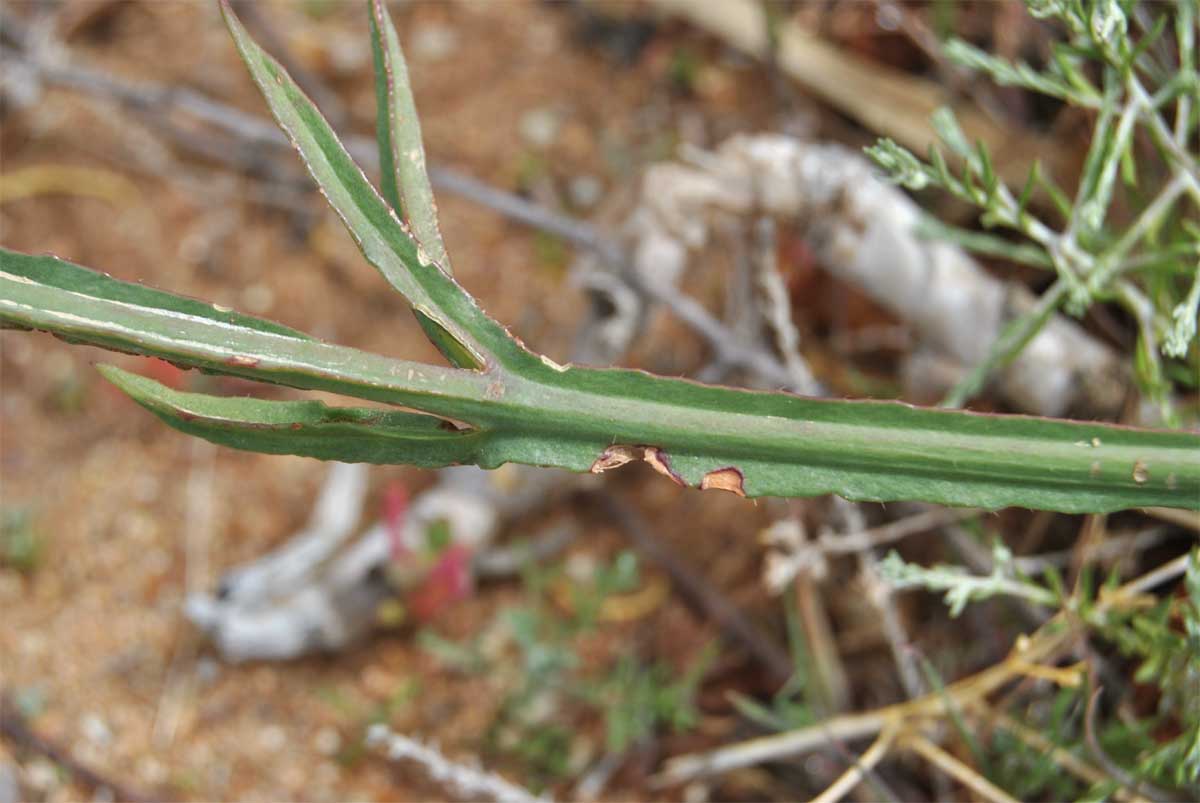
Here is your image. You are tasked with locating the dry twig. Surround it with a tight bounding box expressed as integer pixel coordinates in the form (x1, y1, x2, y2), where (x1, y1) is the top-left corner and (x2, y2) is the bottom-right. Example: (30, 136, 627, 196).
(0, 695, 155, 803)
(657, 551, 1189, 787)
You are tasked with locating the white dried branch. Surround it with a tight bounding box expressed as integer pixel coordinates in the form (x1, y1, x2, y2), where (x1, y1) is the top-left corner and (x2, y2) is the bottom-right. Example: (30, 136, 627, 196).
(760, 506, 979, 591)
(186, 465, 575, 662)
(622, 134, 1124, 417)
(365, 724, 547, 803)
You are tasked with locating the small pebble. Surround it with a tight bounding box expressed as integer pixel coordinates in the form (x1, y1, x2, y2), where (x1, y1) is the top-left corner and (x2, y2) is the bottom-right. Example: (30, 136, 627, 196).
(325, 30, 369, 74)
(132, 474, 160, 504)
(2, 336, 32, 366)
(25, 759, 58, 793)
(81, 713, 112, 747)
(177, 231, 210, 266)
(519, 107, 561, 149)
(568, 175, 603, 210)
(564, 551, 596, 582)
(194, 656, 221, 686)
(241, 284, 274, 314)
(135, 756, 166, 787)
(410, 24, 458, 61)
(314, 727, 341, 756)
(259, 724, 288, 752)
(876, 3, 903, 31)
(361, 664, 399, 699)
(253, 666, 279, 694)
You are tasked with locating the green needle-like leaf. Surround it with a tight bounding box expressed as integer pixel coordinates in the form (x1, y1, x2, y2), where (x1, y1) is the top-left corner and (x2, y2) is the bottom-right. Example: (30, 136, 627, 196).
(366, 0, 477, 370)
(98, 365, 486, 467)
(368, 0, 448, 272)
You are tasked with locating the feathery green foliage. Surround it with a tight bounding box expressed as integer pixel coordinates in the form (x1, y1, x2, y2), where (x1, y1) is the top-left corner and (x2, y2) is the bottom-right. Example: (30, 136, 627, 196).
(866, 0, 1200, 417)
(882, 547, 1200, 794)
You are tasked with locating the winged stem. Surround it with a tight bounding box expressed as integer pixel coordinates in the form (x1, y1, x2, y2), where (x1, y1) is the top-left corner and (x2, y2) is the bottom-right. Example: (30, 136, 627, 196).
(0, 1, 1196, 516)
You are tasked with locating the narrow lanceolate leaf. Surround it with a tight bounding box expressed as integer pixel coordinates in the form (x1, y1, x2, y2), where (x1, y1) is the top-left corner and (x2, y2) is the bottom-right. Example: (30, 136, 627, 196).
(368, 0, 449, 272)
(219, 1, 532, 373)
(3, 249, 311, 340)
(98, 365, 486, 467)
(0, 248, 492, 421)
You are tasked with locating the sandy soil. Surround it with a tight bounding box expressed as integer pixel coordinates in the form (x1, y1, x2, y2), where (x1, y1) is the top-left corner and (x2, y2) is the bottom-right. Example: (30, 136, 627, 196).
(0, 2, 820, 799)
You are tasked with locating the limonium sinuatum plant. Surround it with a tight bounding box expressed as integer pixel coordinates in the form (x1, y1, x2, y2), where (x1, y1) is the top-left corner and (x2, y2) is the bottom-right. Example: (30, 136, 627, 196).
(0, 0, 1197, 514)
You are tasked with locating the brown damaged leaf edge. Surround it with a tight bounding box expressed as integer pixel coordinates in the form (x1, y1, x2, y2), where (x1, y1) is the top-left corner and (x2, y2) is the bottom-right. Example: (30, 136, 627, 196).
(644, 446, 686, 487)
(700, 467, 747, 497)
(590, 444, 639, 474)
(588, 445, 696, 489)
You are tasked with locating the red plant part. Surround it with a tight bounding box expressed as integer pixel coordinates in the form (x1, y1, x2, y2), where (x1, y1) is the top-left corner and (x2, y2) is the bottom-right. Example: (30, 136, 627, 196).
(408, 544, 473, 622)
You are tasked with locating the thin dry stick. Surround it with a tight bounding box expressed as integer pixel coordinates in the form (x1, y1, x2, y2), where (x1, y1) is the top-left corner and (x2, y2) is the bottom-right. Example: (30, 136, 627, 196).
(833, 499, 946, 799)
(1139, 506, 1200, 533)
(1083, 688, 1174, 803)
(153, 438, 217, 748)
(1012, 526, 1178, 575)
(1108, 551, 1193, 598)
(366, 724, 543, 803)
(764, 506, 980, 591)
(751, 216, 821, 395)
(810, 726, 897, 803)
(0, 694, 155, 803)
(655, 623, 1072, 784)
(858, 551, 925, 700)
(659, 548, 1196, 785)
(794, 561, 851, 712)
(819, 507, 981, 556)
(902, 731, 1019, 803)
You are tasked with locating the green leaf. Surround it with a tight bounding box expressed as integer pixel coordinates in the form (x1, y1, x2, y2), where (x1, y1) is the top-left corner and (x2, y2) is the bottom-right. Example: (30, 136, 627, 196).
(914, 217, 1054, 269)
(3, 249, 310, 340)
(412, 307, 484, 370)
(219, 0, 527, 372)
(944, 38, 1088, 104)
(0, 247, 492, 422)
(931, 107, 972, 160)
(368, 0, 449, 273)
(98, 364, 487, 467)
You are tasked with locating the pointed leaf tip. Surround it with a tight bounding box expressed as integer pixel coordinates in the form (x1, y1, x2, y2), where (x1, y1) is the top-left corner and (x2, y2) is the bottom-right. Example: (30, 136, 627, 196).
(368, 0, 450, 273)
(97, 363, 487, 466)
(218, 0, 523, 370)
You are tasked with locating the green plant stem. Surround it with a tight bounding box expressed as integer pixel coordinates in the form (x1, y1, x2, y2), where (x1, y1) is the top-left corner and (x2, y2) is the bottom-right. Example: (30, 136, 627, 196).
(1090, 173, 1191, 292)
(4, 1, 1198, 517)
(1127, 76, 1200, 201)
(940, 279, 1068, 408)
(4, 250, 1198, 513)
